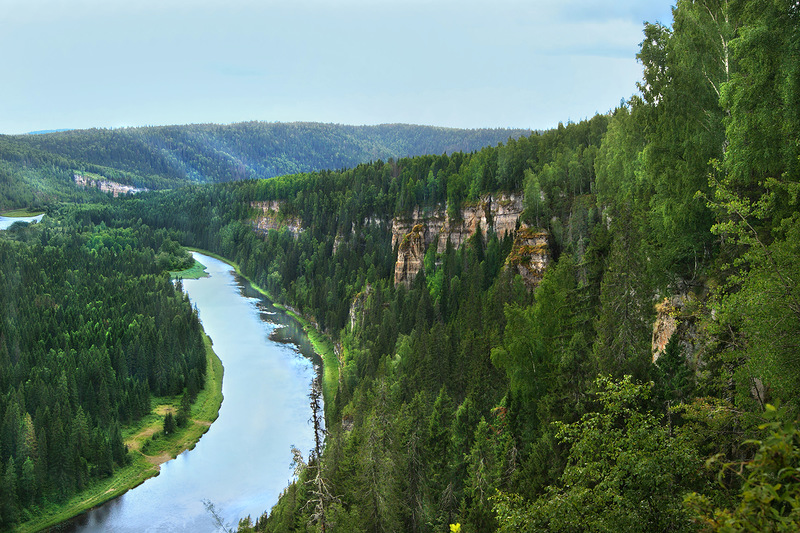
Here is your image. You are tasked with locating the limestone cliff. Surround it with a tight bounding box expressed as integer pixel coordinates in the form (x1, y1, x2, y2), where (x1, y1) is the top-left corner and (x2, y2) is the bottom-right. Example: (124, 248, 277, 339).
(349, 285, 373, 330)
(391, 194, 523, 255)
(251, 201, 304, 237)
(438, 194, 523, 253)
(505, 225, 549, 289)
(394, 224, 426, 286)
(392, 194, 545, 287)
(73, 173, 146, 197)
(391, 207, 446, 252)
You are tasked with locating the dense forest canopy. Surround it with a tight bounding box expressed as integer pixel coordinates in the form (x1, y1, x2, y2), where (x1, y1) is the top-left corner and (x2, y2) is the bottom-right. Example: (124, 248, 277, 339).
(0, 213, 206, 528)
(1, 0, 799, 531)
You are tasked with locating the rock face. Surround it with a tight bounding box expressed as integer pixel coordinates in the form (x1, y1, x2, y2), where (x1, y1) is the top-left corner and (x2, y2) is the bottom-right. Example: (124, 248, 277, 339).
(391, 194, 549, 287)
(505, 225, 549, 289)
(652, 297, 680, 362)
(251, 201, 303, 237)
(394, 224, 426, 286)
(651, 294, 702, 364)
(391, 207, 446, 252)
(391, 194, 523, 256)
(349, 285, 373, 330)
(445, 194, 523, 252)
(73, 173, 146, 197)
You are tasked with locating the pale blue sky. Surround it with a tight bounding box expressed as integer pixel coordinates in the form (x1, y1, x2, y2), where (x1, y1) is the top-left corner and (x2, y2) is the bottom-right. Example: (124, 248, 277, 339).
(0, 0, 674, 134)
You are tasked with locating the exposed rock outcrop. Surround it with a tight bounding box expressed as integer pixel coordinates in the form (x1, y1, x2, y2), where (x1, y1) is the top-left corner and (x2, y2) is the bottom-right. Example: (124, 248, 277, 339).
(391, 207, 446, 252)
(651, 294, 702, 364)
(440, 194, 523, 253)
(392, 194, 526, 286)
(505, 225, 549, 289)
(391, 194, 523, 255)
(349, 285, 373, 330)
(251, 201, 304, 237)
(73, 173, 146, 197)
(394, 224, 426, 286)
(652, 297, 680, 362)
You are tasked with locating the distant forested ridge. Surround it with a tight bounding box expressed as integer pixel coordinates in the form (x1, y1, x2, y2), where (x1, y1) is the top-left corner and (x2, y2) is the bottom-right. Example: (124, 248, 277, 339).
(0, 122, 529, 208)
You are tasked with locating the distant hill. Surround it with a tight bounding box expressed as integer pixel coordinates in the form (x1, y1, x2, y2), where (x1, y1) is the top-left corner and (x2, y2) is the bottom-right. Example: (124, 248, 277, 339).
(0, 121, 529, 210)
(26, 129, 74, 135)
(8, 122, 530, 186)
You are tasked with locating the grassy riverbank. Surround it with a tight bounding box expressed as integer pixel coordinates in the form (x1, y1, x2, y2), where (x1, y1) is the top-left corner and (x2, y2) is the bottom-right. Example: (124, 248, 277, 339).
(185, 247, 339, 406)
(170, 258, 209, 279)
(186, 247, 277, 299)
(16, 333, 223, 533)
(284, 310, 339, 408)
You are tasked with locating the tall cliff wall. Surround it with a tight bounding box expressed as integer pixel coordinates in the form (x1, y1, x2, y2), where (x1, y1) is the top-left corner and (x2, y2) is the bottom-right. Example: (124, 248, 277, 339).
(391, 194, 523, 254)
(392, 194, 548, 287)
(394, 224, 426, 286)
(251, 201, 304, 237)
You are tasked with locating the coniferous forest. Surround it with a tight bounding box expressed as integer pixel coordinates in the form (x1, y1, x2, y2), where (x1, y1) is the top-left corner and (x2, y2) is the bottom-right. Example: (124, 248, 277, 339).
(1, 0, 799, 531)
(0, 214, 207, 527)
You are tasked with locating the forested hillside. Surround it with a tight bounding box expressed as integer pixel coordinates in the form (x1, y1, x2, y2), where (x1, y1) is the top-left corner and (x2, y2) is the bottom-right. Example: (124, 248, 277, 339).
(1, 0, 798, 531)
(0, 123, 528, 211)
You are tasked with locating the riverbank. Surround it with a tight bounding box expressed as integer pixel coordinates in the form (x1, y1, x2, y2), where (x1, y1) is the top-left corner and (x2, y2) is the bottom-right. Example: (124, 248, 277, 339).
(185, 247, 340, 407)
(0, 208, 46, 217)
(185, 248, 277, 299)
(171, 258, 210, 279)
(283, 310, 339, 411)
(16, 333, 223, 533)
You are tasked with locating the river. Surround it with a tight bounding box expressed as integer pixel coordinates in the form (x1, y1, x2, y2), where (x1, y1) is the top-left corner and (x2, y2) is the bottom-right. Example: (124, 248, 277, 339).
(0, 213, 44, 230)
(66, 252, 319, 532)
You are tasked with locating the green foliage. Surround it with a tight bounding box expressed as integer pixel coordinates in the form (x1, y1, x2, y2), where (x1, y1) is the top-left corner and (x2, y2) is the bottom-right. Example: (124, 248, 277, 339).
(491, 255, 577, 400)
(2, 4, 797, 529)
(685, 405, 800, 531)
(0, 210, 206, 529)
(495, 377, 703, 533)
(163, 412, 176, 435)
(2, 123, 529, 193)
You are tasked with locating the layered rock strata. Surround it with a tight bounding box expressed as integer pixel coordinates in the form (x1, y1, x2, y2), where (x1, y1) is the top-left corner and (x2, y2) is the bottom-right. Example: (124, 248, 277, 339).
(392, 194, 550, 288)
(391, 194, 523, 254)
(251, 201, 304, 237)
(394, 224, 426, 286)
(505, 225, 549, 289)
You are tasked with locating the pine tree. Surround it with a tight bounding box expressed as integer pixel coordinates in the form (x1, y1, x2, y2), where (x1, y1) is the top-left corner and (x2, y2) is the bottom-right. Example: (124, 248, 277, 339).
(163, 412, 176, 435)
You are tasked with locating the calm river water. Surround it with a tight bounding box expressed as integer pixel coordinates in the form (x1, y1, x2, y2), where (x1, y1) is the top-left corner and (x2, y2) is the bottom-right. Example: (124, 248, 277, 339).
(66, 252, 318, 532)
(0, 213, 44, 230)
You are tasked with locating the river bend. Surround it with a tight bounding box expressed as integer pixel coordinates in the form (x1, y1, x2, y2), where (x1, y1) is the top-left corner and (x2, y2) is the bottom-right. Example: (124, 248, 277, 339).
(68, 252, 318, 532)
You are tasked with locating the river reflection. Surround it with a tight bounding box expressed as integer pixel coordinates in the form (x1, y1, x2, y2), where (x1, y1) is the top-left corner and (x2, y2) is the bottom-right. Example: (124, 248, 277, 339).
(64, 253, 319, 532)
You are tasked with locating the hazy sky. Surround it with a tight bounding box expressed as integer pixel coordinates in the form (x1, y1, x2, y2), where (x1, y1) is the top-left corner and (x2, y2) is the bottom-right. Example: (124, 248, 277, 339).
(1, 0, 674, 134)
